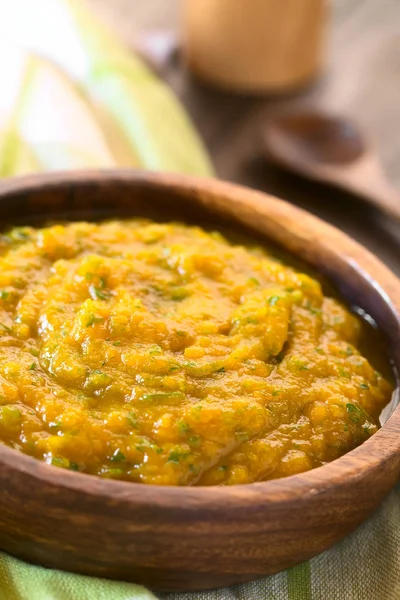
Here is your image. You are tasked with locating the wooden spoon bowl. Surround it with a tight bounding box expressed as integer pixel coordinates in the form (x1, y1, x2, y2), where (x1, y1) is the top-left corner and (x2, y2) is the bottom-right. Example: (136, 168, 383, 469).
(0, 170, 399, 592)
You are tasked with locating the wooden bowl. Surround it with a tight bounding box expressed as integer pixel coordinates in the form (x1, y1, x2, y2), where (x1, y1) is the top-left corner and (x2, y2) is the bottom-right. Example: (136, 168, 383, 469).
(0, 170, 399, 592)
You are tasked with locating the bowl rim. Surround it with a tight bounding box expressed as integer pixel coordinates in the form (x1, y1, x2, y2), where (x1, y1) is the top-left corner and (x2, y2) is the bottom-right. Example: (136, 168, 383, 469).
(0, 168, 399, 509)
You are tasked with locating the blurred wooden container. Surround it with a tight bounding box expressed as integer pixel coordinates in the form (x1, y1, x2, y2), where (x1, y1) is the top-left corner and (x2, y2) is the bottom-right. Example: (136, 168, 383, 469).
(183, 0, 326, 94)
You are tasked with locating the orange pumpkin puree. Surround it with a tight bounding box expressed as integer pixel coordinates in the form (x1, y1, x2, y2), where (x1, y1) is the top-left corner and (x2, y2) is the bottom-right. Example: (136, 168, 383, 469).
(0, 220, 392, 485)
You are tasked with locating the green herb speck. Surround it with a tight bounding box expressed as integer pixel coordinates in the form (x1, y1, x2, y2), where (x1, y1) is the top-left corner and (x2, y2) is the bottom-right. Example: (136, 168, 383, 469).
(248, 277, 259, 285)
(111, 449, 126, 462)
(346, 403, 363, 423)
(141, 391, 183, 403)
(171, 288, 188, 301)
(178, 421, 190, 435)
(86, 314, 104, 327)
(149, 346, 162, 356)
(268, 295, 280, 306)
(168, 450, 190, 464)
(51, 457, 68, 468)
(93, 286, 110, 300)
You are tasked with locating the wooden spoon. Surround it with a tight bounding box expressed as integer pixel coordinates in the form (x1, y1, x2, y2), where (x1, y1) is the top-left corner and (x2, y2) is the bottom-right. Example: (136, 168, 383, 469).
(262, 111, 400, 221)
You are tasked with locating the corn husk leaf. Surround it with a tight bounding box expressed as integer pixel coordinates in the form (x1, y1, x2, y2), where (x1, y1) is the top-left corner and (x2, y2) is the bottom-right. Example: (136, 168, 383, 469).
(0, 43, 134, 174)
(0, 0, 213, 177)
(0, 131, 39, 178)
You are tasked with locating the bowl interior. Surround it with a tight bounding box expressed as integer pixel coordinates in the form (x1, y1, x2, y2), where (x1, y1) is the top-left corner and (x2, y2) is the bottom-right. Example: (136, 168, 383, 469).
(0, 171, 399, 426)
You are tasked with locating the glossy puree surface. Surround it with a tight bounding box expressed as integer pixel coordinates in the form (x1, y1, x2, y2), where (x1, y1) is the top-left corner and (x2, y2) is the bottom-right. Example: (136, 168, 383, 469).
(0, 220, 392, 485)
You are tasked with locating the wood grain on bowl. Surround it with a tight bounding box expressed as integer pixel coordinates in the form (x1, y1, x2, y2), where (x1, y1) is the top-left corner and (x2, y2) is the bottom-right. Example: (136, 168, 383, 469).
(0, 170, 399, 591)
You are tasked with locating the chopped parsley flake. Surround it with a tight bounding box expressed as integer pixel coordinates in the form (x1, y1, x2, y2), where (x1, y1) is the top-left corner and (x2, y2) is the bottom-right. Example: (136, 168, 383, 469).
(248, 277, 259, 285)
(268, 295, 280, 306)
(93, 286, 110, 300)
(111, 449, 126, 462)
(178, 421, 190, 435)
(168, 450, 190, 464)
(346, 403, 363, 423)
(86, 314, 104, 327)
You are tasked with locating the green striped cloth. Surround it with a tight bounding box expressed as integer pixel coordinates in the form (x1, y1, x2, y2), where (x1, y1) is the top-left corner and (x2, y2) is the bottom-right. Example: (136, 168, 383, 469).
(1, 485, 399, 599)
